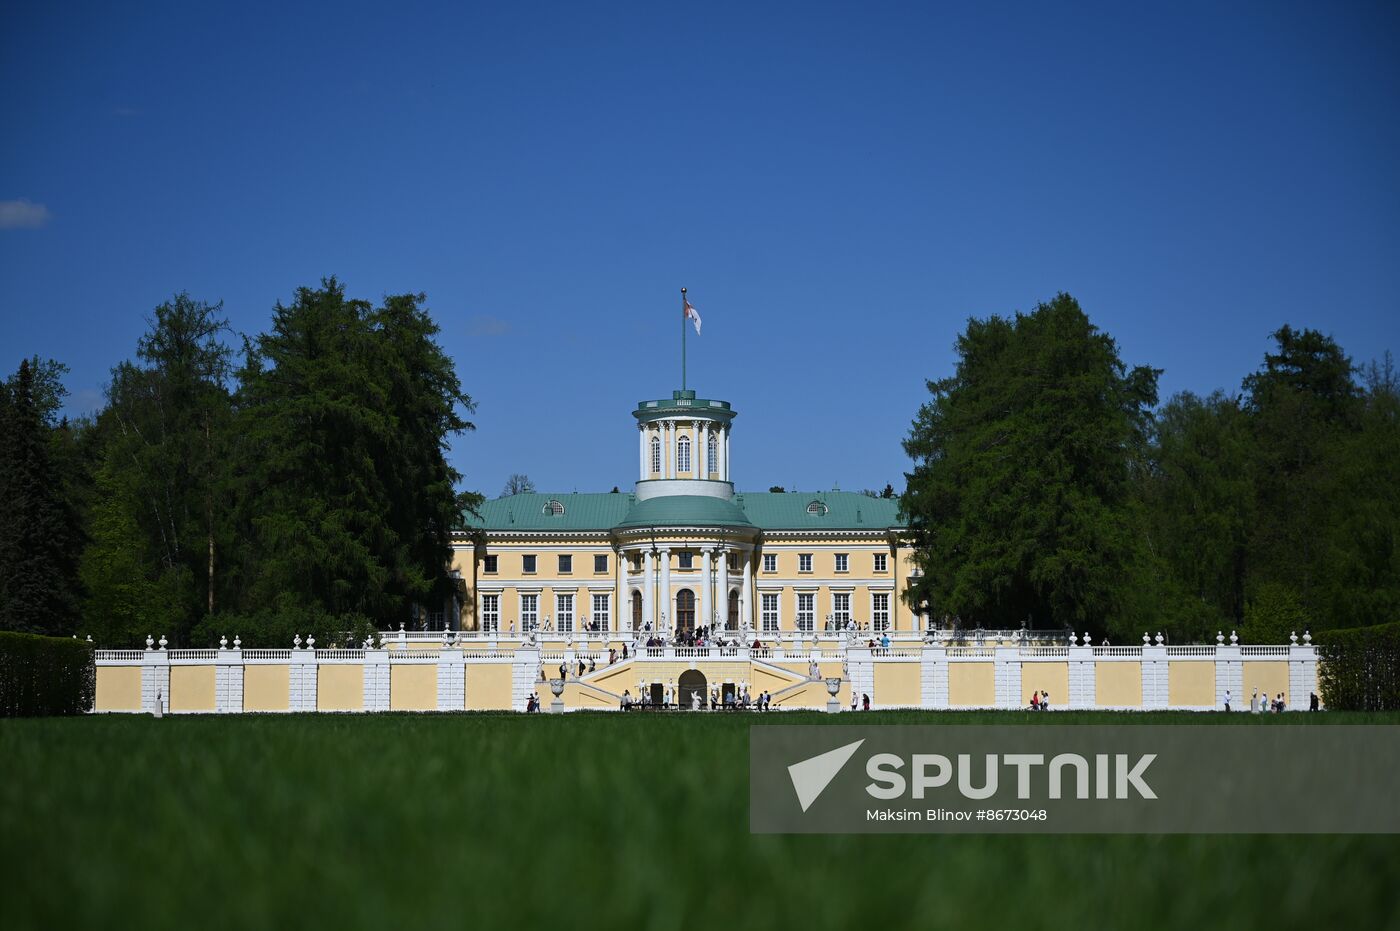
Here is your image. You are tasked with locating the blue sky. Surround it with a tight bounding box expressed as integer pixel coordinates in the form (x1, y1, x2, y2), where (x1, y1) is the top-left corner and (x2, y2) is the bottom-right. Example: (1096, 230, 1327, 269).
(2, 1, 1397, 498)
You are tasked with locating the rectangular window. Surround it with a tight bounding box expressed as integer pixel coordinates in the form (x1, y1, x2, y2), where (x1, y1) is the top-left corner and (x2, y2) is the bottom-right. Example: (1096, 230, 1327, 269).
(761, 593, 779, 632)
(651, 436, 661, 474)
(707, 436, 718, 474)
(481, 594, 499, 631)
(558, 554, 572, 574)
(873, 593, 890, 631)
(520, 594, 538, 629)
(833, 592, 851, 626)
(522, 554, 537, 574)
(835, 553, 848, 573)
(429, 609, 444, 629)
(483, 554, 498, 574)
(678, 551, 693, 570)
(594, 554, 608, 574)
(556, 593, 574, 632)
(762, 553, 776, 573)
(592, 593, 610, 629)
(874, 553, 887, 573)
(798, 554, 812, 573)
(677, 437, 691, 473)
(796, 593, 815, 632)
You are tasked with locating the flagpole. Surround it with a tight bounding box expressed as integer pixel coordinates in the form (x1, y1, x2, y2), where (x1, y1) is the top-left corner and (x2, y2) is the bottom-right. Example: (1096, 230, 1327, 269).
(681, 287, 687, 390)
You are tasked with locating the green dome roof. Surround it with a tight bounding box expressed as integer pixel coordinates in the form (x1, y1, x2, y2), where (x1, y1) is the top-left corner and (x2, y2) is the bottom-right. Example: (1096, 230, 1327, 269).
(616, 495, 753, 529)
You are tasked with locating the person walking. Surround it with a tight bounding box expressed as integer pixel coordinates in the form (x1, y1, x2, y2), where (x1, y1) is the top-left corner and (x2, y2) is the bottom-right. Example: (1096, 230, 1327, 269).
(1224, 688, 1232, 713)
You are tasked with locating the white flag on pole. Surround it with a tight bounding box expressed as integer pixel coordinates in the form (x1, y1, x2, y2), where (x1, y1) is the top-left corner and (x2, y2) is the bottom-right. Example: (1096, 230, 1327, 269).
(684, 297, 702, 336)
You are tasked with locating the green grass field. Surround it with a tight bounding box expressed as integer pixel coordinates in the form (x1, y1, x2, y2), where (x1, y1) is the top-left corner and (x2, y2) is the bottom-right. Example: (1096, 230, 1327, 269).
(4, 711, 1399, 930)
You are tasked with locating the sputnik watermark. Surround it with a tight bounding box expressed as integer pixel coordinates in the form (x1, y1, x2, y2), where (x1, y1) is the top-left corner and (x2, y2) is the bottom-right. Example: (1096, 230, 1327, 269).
(751, 724, 1400, 834)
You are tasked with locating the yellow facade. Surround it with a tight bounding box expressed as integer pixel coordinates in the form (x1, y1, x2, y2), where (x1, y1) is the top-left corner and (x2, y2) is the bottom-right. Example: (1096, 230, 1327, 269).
(95, 666, 141, 711)
(1095, 662, 1142, 707)
(873, 663, 921, 706)
(1168, 661, 1215, 707)
(244, 665, 290, 712)
(317, 665, 364, 711)
(390, 664, 437, 711)
(948, 662, 995, 707)
(466, 664, 514, 710)
(1021, 662, 1069, 707)
(1244, 661, 1291, 706)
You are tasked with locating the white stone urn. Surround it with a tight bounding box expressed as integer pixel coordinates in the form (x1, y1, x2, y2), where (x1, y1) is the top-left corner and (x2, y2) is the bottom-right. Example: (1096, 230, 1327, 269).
(548, 677, 565, 714)
(826, 676, 843, 714)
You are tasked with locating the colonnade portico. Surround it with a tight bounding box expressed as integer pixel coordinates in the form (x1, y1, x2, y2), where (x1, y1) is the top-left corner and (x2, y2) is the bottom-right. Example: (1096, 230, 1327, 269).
(638, 418, 732, 481)
(622, 540, 753, 632)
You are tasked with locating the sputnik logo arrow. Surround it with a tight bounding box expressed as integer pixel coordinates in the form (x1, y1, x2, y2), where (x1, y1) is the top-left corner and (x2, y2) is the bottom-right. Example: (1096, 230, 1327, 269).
(787, 739, 865, 812)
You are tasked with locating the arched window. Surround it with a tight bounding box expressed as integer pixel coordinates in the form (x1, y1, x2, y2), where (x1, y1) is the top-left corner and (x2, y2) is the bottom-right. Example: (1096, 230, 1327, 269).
(542, 499, 565, 516)
(806, 500, 828, 516)
(677, 435, 691, 473)
(707, 434, 718, 475)
(650, 436, 661, 474)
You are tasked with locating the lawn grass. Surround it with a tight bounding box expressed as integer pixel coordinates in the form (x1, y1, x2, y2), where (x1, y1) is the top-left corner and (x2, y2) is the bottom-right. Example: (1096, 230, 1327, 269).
(3, 711, 1399, 929)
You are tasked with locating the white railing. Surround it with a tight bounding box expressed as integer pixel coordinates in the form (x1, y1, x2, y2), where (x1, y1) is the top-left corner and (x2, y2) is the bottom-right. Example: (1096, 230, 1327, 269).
(243, 649, 292, 660)
(316, 649, 364, 660)
(94, 650, 144, 661)
(390, 650, 442, 662)
(167, 649, 218, 660)
(1094, 646, 1142, 657)
(1241, 646, 1291, 656)
(1166, 646, 1215, 657)
(1020, 647, 1069, 657)
(462, 650, 516, 661)
(947, 646, 995, 657)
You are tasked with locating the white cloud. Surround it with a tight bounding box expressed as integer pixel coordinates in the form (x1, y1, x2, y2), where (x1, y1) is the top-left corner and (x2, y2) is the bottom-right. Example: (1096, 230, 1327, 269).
(0, 199, 50, 229)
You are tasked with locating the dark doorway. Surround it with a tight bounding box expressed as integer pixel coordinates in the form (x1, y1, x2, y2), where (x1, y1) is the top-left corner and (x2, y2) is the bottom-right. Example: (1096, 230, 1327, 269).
(728, 590, 739, 630)
(632, 590, 642, 631)
(649, 682, 664, 706)
(676, 589, 695, 635)
(678, 669, 707, 710)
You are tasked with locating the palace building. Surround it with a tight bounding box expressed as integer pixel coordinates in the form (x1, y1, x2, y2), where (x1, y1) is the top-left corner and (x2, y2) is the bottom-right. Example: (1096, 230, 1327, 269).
(451, 387, 918, 637)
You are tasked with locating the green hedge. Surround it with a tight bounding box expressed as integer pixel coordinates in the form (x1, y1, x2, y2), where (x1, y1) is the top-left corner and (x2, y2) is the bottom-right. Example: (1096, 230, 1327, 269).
(1316, 622, 1400, 711)
(0, 631, 95, 717)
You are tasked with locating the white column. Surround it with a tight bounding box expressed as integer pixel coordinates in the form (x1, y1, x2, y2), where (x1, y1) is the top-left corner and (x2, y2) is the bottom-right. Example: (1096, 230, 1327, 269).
(700, 547, 712, 630)
(721, 426, 730, 480)
(700, 422, 709, 478)
(717, 548, 729, 626)
(741, 549, 753, 631)
(664, 421, 672, 478)
(643, 549, 655, 626)
(659, 546, 672, 632)
(638, 425, 646, 479)
(692, 420, 700, 478)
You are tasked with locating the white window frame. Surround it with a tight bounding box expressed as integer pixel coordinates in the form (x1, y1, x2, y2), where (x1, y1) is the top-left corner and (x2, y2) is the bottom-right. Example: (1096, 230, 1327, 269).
(872, 592, 890, 631)
(762, 553, 776, 573)
(678, 550, 693, 570)
(594, 554, 608, 574)
(835, 553, 848, 573)
(592, 593, 610, 629)
(481, 594, 500, 631)
(556, 593, 574, 632)
(522, 554, 537, 574)
(651, 436, 661, 474)
(520, 593, 538, 629)
(760, 592, 779, 632)
(874, 553, 887, 573)
(798, 553, 813, 573)
(833, 591, 851, 626)
(677, 435, 691, 473)
(483, 554, 498, 574)
(558, 554, 572, 574)
(796, 592, 815, 632)
(707, 434, 718, 474)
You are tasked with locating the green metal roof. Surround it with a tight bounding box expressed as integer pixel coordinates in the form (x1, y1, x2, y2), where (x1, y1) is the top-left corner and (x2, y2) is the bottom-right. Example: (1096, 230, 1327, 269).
(466, 490, 903, 533)
(633, 388, 736, 424)
(614, 495, 753, 529)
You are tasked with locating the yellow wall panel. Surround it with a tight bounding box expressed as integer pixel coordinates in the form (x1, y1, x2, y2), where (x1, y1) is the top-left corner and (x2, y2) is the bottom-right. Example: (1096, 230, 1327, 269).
(873, 663, 921, 706)
(1244, 661, 1291, 706)
(1021, 662, 1069, 708)
(169, 665, 215, 712)
(1095, 662, 1142, 707)
(948, 663, 995, 707)
(1168, 661, 1215, 707)
(96, 666, 141, 711)
(317, 664, 363, 711)
(244, 665, 290, 711)
(466, 664, 514, 711)
(391, 664, 437, 711)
